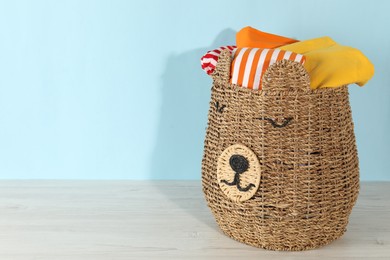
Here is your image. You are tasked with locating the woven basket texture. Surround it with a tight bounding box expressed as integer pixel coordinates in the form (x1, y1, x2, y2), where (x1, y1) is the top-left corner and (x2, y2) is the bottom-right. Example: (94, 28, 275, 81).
(201, 50, 360, 251)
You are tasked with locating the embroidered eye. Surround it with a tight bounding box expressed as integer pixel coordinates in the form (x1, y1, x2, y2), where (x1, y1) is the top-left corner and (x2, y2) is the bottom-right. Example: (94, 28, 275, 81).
(215, 101, 226, 113)
(256, 117, 293, 128)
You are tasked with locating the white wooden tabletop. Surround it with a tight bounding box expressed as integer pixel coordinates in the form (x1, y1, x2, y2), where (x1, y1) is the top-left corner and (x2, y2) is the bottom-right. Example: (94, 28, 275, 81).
(0, 181, 389, 260)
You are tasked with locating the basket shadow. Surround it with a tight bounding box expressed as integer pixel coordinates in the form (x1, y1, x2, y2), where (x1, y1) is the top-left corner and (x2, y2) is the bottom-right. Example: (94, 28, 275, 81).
(149, 29, 236, 231)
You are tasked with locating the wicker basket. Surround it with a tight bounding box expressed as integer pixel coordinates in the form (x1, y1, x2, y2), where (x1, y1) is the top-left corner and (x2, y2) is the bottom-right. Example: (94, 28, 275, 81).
(201, 50, 360, 251)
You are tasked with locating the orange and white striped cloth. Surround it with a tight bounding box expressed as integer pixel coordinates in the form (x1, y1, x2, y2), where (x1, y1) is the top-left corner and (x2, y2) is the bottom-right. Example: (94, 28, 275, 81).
(231, 48, 306, 90)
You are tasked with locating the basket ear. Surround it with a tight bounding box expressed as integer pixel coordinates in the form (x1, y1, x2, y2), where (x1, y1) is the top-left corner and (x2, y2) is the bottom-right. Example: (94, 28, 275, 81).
(211, 49, 232, 83)
(261, 60, 310, 91)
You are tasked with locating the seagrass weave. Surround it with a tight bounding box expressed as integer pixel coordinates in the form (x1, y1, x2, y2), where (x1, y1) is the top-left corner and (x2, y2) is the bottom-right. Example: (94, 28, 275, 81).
(201, 50, 360, 251)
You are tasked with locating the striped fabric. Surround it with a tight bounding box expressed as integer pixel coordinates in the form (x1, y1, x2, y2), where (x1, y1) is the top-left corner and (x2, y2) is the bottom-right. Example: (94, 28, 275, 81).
(231, 48, 306, 90)
(201, 46, 236, 75)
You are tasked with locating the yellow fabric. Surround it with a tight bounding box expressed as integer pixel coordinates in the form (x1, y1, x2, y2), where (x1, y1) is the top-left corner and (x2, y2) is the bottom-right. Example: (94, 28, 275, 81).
(279, 37, 374, 89)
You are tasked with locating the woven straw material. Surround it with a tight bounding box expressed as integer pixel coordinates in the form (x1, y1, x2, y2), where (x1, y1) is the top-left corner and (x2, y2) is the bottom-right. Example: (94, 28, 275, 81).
(201, 50, 360, 251)
(217, 144, 262, 202)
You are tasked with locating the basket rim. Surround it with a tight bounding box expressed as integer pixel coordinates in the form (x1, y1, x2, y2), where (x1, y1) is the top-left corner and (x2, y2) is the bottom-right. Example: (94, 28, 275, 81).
(212, 79, 349, 96)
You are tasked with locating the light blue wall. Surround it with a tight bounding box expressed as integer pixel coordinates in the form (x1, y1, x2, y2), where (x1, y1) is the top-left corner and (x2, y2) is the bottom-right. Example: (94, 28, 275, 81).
(0, 0, 388, 180)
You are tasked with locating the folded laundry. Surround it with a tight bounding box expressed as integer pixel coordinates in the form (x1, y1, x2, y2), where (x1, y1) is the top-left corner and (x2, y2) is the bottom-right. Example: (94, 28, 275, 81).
(279, 36, 374, 89)
(201, 46, 236, 75)
(237, 26, 298, 49)
(231, 48, 305, 90)
(200, 27, 374, 90)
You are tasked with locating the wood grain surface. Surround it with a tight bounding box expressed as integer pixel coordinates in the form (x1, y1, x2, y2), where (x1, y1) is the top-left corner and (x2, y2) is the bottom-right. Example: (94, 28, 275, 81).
(0, 181, 388, 259)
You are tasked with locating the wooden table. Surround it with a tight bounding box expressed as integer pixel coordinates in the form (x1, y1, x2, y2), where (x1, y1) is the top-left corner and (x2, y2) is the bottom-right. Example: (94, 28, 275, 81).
(0, 181, 388, 259)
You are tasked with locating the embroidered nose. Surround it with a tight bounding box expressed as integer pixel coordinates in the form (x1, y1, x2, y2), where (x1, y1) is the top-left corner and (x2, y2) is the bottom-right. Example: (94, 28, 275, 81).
(217, 144, 261, 202)
(229, 155, 249, 174)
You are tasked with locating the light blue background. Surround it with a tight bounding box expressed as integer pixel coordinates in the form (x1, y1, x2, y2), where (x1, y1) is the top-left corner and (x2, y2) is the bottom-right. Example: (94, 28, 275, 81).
(0, 0, 388, 180)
